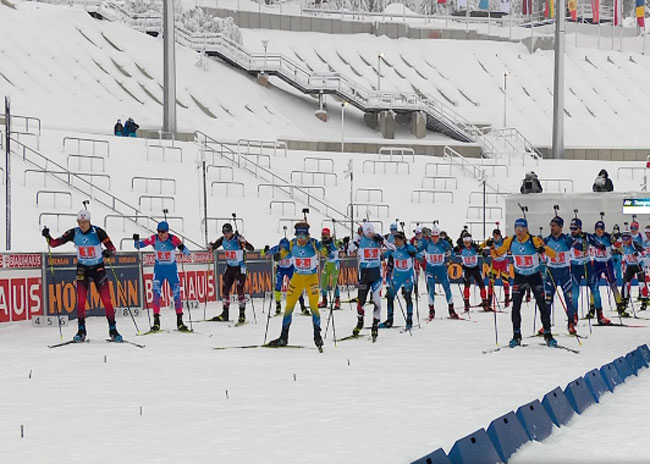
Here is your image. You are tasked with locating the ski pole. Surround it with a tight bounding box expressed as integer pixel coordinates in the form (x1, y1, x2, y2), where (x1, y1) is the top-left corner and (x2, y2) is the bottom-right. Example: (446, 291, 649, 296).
(45, 240, 64, 340)
(107, 256, 141, 335)
(263, 257, 274, 345)
(203, 253, 213, 321)
(388, 279, 411, 336)
(180, 257, 193, 332)
(135, 241, 151, 330)
(545, 267, 582, 345)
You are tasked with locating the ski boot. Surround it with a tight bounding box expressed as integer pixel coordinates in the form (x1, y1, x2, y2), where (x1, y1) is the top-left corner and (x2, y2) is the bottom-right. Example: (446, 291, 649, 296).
(268, 325, 289, 347)
(427, 304, 435, 321)
(177, 313, 190, 332)
(448, 303, 459, 319)
(405, 316, 413, 331)
(300, 301, 310, 316)
(463, 299, 470, 313)
(597, 310, 611, 326)
(641, 298, 648, 311)
(151, 314, 161, 332)
(378, 316, 393, 329)
(371, 318, 379, 342)
(567, 321, 577, 335)
(275, 301, 282, 316)
(313, 325, 323, 351)
(108, 323, 123, 343)
(617, 298, 631, 318)
(504, 293, 511, 308)
(352, 315, 364, 337)
(586, 304, 596, 319)
(210, 308, 229, 322)
(237, 309, 246, 325)
(544, 330, 558, 347)
(509, 329, 522, 348)
(481, 298, 490, 312)
(73, 321, 87, 342)
(334, 297, 341, 310)
(318, 296, 328, 309)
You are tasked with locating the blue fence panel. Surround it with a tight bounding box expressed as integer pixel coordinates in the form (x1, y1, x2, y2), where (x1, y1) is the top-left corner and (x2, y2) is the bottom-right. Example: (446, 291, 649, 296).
(599, 363, 624, 391)
(541, 386, 574, 427)
(564, 377, 596, 413)
(516, 400, 554, 442)
(614, 356, 635, 379)
(486, 411, 530, 462)
(448, 428, 501, 464)
(411, 448, 451, 464)
(583, 368, 609, 403)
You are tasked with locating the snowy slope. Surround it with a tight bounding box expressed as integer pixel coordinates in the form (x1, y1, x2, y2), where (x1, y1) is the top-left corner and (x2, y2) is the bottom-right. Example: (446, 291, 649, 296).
(0, 2, 387, 141)
(242, 28, 650, 147)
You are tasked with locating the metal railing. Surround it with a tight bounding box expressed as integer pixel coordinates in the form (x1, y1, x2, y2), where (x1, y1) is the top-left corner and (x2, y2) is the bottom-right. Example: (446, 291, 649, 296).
(38, 212, 77, 230)
(1, 113, 41, 135)
(36, 190, 73, 209)
(378, 146, 415, 163)
(539, 178, 575, 193)
(290, 170, 338, 186)
(105, 214, 186, 233)
(24, 169, 111, 190)
(269, 200, 297, 216)
(362, 159, 410, 175)
(237, 138, 287, 158)
(62, 136, 110, 158)
(195, 130, 351, 223)
(303, 156, 334, 173)
(442, 146, 508, 195)
(13, 137, 201, 248)
(201, 216, 245, 235)
(411, 189, 455, 203)
(421, 176, 458, 190)
(355, 188, 384, 203)
(346, 202, 390, 218)
(466, 205, 503, 220)
(138, 194, 176, 212)
(210, 180, 246, 197)
(131, 176, 177, 194)
(66, 154, 106, 172)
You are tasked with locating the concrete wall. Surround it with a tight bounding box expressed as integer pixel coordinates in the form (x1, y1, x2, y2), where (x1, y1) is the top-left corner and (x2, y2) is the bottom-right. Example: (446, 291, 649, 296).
(538, 147, 650, 161)
(282, 138, 483, 157)
(202, 7, 522, 42)
(505, 192, 643, 236)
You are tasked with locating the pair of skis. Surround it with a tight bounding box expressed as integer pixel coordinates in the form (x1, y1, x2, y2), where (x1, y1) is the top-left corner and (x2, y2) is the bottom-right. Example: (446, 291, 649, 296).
(483, 343, 580, 354)
(48, 339, 145, 349)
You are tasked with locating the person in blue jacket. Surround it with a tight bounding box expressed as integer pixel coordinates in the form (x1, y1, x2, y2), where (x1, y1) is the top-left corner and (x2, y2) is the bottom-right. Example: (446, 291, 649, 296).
(381, 231, 418, 329)
(418, 226, 457, 320)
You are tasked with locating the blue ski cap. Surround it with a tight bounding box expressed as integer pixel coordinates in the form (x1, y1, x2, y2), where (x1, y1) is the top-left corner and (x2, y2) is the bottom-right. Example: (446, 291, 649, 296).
(294, 222, 310, 236)
(570, 218, 582, 229)
(595, 221, 605, 231)
(550, 216, 564, 227)
(514, 218, 528, 229)
(157, 221, 169, 232)
(390, 223, 398, 231)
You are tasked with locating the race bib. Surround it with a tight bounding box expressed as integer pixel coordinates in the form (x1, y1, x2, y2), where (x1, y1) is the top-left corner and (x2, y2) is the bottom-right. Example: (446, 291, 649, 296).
(294, 257, 313, 271)
(426, 253, 443, 265)
(279, 258, 292, 267)
(462, 255, 477, 266)
(363, 248, 380, 260)
(395, 259, 410, 270)
(225, 250, 237, 261)
(549, 251, 568, 265)
(515, 255, 534, 268)
(78, 246, 97, 258)
(156, 251, 173, 262)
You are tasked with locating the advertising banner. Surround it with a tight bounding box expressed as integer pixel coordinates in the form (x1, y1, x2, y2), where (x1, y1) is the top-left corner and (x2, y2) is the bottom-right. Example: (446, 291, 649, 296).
(142, 251, 216, 308)
(0, 253, 43, 323)
(44, 253, 141, 320)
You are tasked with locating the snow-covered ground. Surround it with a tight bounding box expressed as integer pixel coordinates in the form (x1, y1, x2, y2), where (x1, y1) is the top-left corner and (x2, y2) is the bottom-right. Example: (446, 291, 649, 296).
(511, 368, 650, 462)
(0, 292, 648, 464)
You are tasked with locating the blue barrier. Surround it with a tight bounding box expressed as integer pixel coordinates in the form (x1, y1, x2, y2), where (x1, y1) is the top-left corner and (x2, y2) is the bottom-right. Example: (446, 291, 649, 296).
(583, 368, 610, 403)
(448, 428, 501, 464)
(634, 346, 650, 367)
(516, 400, 554, 442)
(600, 362, 624, 391)
(541, 386, 574, 426)
(638, 344, 650, 364)
(564, 377, 596, 414)
(411, 448, 451, 464)
(486, 411, 530, 462)
(625, 352, 640, 375)
(614, 356, 635, 379)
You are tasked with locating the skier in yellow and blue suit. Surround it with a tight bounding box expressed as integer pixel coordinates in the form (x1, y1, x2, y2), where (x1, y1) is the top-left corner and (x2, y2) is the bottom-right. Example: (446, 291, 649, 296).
(268, 222, 324, 349)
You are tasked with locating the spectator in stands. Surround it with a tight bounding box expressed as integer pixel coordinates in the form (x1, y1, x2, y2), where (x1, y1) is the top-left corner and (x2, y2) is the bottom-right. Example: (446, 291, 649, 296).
(114, 119, 123, 136)
(592, 169, 614, 192)
(520, 171, 543, 194)
(123, 117, 139, 137)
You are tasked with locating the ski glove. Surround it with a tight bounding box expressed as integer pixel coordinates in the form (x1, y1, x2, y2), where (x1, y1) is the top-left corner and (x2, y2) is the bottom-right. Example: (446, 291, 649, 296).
(133, 233, 140, 241)
(41, 226, 50, 238)
(262, 245, 270, 255)
(537, 246, 546, 254)
(102, 249, 114, 258)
